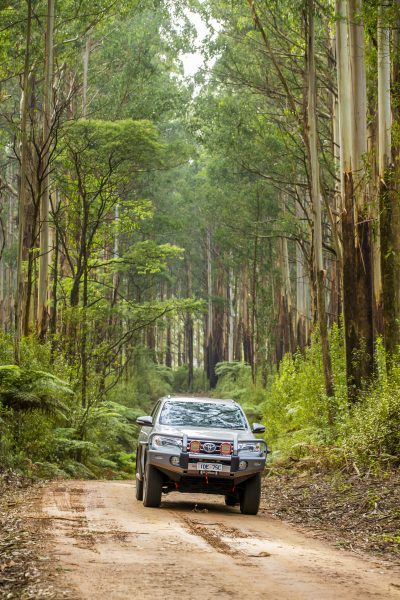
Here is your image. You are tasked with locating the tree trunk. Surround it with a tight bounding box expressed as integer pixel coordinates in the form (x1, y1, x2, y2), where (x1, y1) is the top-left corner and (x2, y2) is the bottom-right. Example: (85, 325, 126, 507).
(380, 1, 400, 357)
(228, 264, 235, 362)
(37, 0, 55, 338)
(307, 0, 334, 412)
(82, 36, 91, 118)
(15, 0, 32, 363)
(185, 258, 194, 390)
(336, 0, 374, 398)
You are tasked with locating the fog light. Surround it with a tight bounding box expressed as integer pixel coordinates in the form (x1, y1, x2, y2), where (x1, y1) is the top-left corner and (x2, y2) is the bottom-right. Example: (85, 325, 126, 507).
(238, 460, 248, 471)
(170, 456, 180, 467)
(189, 440, 201, 453)
(220, 442, 232, 456)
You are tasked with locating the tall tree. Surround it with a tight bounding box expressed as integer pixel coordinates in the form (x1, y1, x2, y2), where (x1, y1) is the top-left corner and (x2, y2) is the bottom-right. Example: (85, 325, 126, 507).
(336, 0, 373, 398)
(37, 0, 55, 338)
(15, 0, 33, 363)
(379, 0, 400, 358)
(306, 0, 334, 409)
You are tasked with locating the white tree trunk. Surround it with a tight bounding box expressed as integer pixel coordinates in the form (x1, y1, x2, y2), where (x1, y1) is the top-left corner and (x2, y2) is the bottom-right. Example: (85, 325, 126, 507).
(228, 263, 234, 362)
(336, 0, 353, 173)
(348, 0, 368, 181)
(37, 0, 55, 337)
(378, 3, 392, 176)
(82, 37, 91, 118)
(15, 0, 32, 362)
(307, 0, 334, 406)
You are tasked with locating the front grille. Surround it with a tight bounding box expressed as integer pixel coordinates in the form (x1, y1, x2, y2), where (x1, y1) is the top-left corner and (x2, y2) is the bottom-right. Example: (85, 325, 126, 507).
(187, 439, 233, 456)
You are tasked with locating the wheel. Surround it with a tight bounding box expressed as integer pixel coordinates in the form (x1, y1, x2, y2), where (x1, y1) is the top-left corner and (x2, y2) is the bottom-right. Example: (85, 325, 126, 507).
(225, 494, 237, 507)
(135, 459, 143, 501)
(143, 463, 163, 508)
(239, 473, 261, 515)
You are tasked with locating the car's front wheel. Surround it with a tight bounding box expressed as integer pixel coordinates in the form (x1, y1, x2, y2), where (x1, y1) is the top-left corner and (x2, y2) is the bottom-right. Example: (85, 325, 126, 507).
(239, 473, 261, 515)
(143, 463, 163, 508)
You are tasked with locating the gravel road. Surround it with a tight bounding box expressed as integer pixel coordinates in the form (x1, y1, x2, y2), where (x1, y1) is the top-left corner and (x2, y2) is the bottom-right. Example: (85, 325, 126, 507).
(41, 480, 400, 600)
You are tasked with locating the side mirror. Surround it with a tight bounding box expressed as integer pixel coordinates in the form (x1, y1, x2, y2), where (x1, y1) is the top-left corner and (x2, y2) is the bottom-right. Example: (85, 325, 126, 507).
(136, 415, 153, 426)
(252, 422, 265, 434)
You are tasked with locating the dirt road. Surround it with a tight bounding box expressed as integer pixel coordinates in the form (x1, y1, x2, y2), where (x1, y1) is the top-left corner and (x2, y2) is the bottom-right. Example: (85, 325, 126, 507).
(40, 480, 400, 600)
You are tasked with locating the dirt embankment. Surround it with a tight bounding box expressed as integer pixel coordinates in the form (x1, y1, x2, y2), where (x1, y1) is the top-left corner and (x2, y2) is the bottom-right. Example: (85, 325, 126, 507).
(262, 470, 400, 562)
(0, 473, 55, 600)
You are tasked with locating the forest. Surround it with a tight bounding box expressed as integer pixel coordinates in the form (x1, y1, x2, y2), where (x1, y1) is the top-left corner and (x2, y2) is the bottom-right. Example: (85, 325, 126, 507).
(0, 0, 399, 482)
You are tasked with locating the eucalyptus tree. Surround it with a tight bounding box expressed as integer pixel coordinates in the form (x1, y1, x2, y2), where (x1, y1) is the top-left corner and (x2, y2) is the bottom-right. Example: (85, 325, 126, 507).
(194, 0, 339, 392)
(377, 1, 400, 359)
(37, 0, 55, 339)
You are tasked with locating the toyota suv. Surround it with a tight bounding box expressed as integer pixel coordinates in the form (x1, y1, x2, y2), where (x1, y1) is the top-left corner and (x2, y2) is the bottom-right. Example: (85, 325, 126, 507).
(135, 396, 268, 515)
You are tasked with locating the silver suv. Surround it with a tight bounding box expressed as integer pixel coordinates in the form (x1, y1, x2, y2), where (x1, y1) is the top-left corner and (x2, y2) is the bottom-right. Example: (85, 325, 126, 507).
(135, 396, 268, 515)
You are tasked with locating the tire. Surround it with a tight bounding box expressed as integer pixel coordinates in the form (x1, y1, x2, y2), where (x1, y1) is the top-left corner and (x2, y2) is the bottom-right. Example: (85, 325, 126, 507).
(135, 449, 143, 501)
(225, 494, 237, 507)
(143, 463, 163, 508)
(239, 473, 261, 515)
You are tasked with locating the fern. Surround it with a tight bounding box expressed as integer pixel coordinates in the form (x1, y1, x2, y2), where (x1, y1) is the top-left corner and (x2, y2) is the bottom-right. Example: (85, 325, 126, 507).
(0, 365, 72, 416)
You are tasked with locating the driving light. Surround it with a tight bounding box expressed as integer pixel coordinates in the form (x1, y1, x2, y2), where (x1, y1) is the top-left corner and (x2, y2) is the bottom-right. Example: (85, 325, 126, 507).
(151, 435, 182, 450)
(170, 456, 180, 466)
(239, 460, 248, 471)
(189, 440, 201, 453)
(220, 442, 232, 456)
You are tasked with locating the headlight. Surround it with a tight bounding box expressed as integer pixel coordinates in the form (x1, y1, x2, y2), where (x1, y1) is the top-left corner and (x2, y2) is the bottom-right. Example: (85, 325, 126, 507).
(238, 442, 262, 454)
(151, 435, 182, 450)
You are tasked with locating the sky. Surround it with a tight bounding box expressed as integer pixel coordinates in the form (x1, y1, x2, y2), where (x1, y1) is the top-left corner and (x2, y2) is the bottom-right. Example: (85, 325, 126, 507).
(181, 10, 216, 78)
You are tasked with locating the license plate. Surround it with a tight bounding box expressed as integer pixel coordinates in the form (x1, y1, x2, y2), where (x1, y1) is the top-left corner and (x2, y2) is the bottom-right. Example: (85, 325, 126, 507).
(197, 463, 222, 472)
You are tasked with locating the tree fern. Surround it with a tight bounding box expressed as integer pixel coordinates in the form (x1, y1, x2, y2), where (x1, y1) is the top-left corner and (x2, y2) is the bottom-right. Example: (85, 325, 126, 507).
(0, 365, 72, 416)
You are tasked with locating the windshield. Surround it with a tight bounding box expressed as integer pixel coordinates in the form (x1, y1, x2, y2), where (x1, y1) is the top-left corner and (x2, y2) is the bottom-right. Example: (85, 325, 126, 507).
(159, 401, 247, 430)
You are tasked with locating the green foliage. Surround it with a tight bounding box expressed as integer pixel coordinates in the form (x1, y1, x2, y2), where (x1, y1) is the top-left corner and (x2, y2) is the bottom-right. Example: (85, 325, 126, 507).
(261, 345, 333, 457)
(213, 362, 262, 422)
(0, 337, 172, 479)
(256, 326, 349, 459)
(172, 365, 208, 393)
(342, 340, 400, 467)
(213, 329, 399, 470)
(0, 365, 72, 416)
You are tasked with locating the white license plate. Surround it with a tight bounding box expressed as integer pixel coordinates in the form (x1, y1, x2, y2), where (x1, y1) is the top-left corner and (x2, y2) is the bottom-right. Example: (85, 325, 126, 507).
(197, 463, 222, 472)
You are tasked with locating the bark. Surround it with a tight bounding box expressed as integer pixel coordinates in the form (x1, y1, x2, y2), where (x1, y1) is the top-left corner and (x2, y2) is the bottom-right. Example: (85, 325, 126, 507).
(37, 0, 55, 338)
(15, 0, 32, 363)
(81, 259, 88, 408)
(227, 264, 235, 362)
(296, 241, 308, 350)
(241, 263, 253, 367)
(205, 229, 214, 384)
(82, 37, 91, 118)
(165, 319, 172, 368)
(307, 0, 334, 411)
(380, 1, 400, 357)
(185, 258, 194, 390)
(369, 117, 384, 336)
(336, 0, 374, 398)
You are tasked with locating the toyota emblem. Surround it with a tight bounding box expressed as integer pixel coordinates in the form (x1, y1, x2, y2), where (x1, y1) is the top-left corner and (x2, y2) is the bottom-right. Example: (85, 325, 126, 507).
(203, 442, 216, 453)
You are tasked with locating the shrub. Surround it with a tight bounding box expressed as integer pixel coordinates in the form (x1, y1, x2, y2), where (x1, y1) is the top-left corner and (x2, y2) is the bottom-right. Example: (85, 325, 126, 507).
(172, 365, 208, 393)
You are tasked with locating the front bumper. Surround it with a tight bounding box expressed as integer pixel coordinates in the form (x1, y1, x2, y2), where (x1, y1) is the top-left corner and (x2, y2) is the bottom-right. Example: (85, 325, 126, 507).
(146, 439, 268, 481)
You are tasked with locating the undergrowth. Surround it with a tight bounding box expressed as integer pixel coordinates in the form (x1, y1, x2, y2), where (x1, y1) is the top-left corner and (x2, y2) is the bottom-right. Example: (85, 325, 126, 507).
(2, 323, 399, 480)
(0, 336, 172, 480)
(214, 325, 400, 472)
